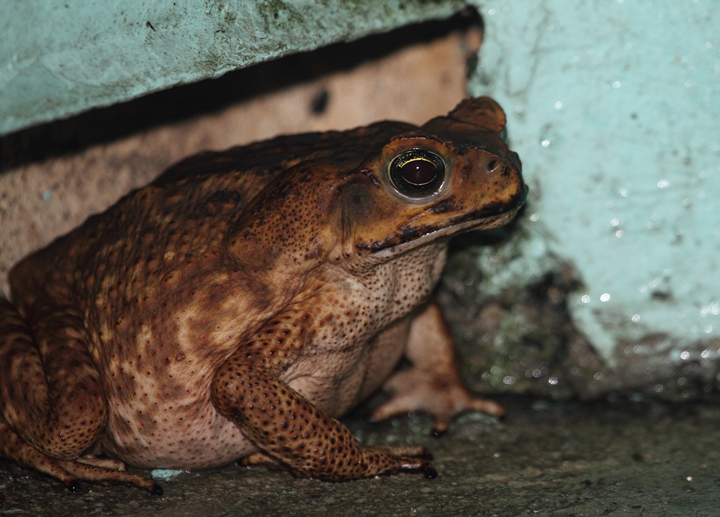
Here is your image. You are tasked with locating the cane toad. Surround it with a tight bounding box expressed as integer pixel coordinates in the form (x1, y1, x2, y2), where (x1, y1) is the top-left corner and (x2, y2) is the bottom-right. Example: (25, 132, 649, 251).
(0, 97, 525, 493)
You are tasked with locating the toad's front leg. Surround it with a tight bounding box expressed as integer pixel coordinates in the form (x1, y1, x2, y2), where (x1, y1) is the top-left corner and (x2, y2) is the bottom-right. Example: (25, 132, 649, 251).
(210, 344, 437, 480)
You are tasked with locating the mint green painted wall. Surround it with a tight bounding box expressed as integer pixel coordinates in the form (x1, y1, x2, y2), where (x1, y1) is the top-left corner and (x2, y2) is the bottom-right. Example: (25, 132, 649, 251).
(0, 0, 464, 135)
(472, 1, 719, 366)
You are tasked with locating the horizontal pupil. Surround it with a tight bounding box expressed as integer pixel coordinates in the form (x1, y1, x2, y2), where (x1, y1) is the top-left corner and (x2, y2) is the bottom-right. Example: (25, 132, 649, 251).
(400, 160, 437, 185)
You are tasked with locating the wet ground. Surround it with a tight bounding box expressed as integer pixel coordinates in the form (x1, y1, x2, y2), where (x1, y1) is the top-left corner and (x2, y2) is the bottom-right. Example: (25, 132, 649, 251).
(2, 396, 719, 516)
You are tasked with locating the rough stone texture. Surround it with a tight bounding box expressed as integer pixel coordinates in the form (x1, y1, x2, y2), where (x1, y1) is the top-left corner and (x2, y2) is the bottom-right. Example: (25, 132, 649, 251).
(0, 0, 466, 135)
(449, 0, 720, 400)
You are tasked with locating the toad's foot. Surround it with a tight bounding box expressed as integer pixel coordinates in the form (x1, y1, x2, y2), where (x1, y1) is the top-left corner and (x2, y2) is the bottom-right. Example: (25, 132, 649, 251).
(371, 367, 504, 436)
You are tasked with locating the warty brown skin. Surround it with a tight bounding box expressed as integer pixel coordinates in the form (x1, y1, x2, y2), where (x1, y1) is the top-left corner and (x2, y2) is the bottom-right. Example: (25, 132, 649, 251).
(0, 97, 525, 493)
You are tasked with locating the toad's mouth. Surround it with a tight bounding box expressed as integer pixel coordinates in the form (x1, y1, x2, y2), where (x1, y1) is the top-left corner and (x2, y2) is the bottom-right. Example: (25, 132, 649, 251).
(367, 185, 527, 259)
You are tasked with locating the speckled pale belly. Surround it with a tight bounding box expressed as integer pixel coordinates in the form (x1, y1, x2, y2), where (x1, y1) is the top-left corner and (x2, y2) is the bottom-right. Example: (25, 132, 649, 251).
(101, 393, 257, 469)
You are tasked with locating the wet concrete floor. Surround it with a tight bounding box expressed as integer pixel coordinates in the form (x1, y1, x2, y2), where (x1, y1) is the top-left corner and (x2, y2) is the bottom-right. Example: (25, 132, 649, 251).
(2, 396, 719, 516)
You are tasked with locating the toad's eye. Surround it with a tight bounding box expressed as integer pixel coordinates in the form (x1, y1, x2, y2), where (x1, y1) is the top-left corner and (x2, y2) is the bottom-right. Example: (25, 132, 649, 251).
(388, 150, 445, 197)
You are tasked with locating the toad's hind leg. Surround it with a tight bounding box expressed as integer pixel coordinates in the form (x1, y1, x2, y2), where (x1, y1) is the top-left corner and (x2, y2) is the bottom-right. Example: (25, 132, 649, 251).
(0, 299, 159, 493)
(0, 300, 106, 459)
